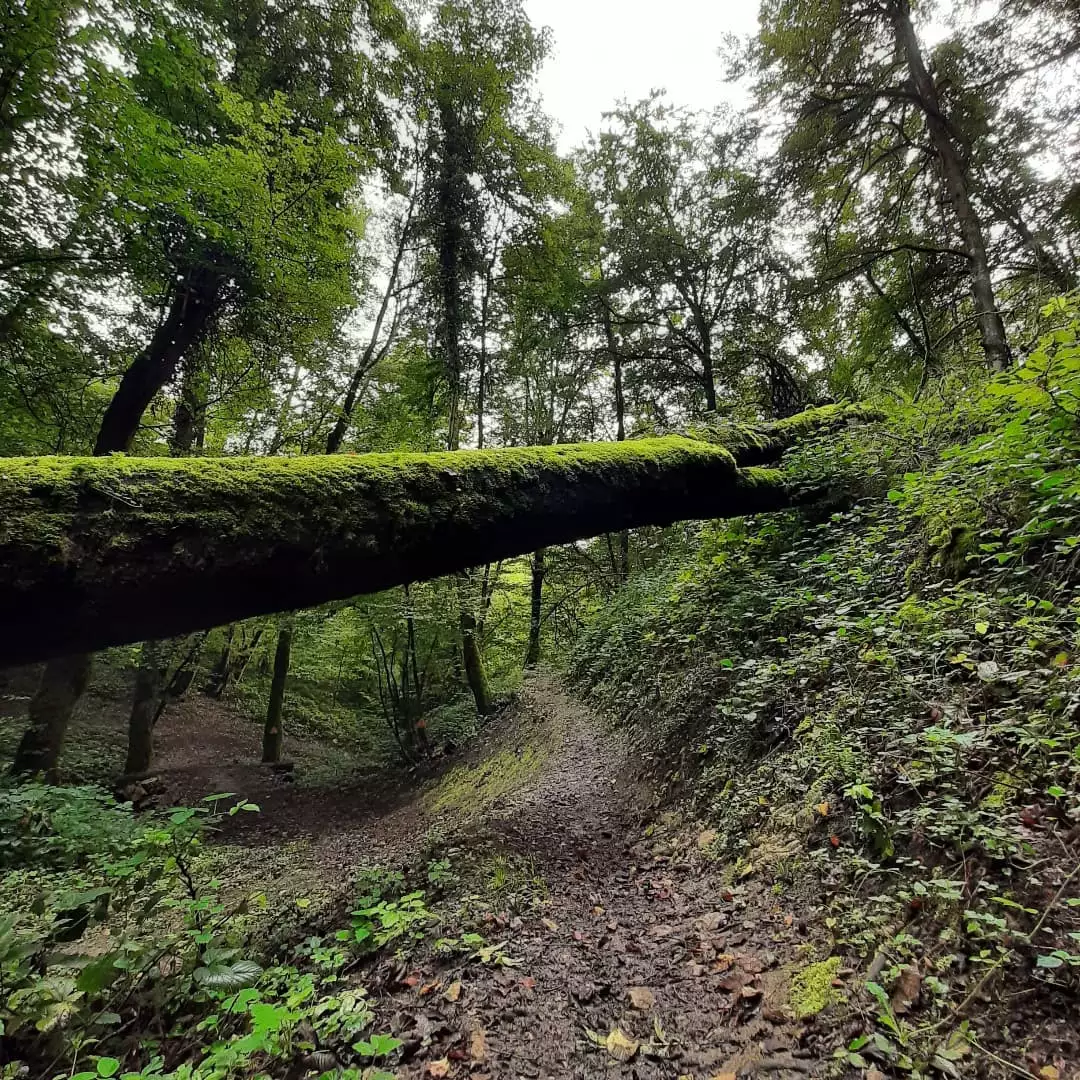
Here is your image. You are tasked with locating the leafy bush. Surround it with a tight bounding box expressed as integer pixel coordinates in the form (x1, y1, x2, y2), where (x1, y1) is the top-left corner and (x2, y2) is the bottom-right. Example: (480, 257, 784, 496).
(0, 781, 135, 869)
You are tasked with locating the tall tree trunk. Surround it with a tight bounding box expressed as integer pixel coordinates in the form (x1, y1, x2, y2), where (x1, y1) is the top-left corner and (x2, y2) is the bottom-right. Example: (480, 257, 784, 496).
(9, 653, 92, 780)
(700, 335, 718, 412)
(262, 625, 291, 763)
(889, 0, 1010, 372)
(602, 297, 630, 581)
(11, 264, 222, 778)
(524, 547, 546, 668)
(95, 264, 223, 454)
(123, 639, 167, 776)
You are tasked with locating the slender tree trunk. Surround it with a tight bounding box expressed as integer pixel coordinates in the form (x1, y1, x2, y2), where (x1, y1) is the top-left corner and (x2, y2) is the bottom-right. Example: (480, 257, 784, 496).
(459, 606, 492, 716)
(700, 337, 718, 412)
(123, 639, 167, 776)
(171, 357, 205, 455)
(204, 625, 235, 698)
(889, 0, 1010, 372)
(602, 298, 630, 581)
(11, 266, 222, 779)
(326, 193, 415, 454)
(262, 625, 291, 764)
(9, 654, 92, 780)
(524, 547, 546, 668)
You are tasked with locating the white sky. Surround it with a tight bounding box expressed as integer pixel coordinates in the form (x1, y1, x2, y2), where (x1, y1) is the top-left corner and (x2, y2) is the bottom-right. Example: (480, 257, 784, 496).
(524, 0, 761, 152)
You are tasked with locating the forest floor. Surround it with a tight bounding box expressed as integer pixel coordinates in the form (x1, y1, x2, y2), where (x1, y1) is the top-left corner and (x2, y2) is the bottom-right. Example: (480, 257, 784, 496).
(324, 673, 840, 1080)
(1, 669, 841, 1078)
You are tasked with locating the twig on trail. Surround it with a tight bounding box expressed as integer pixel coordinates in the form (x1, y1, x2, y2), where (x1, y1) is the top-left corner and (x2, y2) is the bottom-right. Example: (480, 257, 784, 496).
(966, 1037, 1041, 1080)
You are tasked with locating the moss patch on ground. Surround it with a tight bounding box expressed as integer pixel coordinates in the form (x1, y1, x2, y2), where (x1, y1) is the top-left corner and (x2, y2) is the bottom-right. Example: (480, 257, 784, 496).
(426, 744, 547, 817)
(789, 955, 844, 1019)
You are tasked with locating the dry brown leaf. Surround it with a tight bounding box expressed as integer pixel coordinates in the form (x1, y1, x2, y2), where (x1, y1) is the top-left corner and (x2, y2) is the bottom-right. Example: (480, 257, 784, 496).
(605, 1027, 639, 1062)
(817, 801, 830, 816)
(427, 1059, 450, 1078)
(708, 1073, 738, 1080)
(419, 980, 441, 996)
(1039, 1067, 1059, 1080)
(541, 917, 559, 932)
(891, 965, 922, 1015)
(469, 1030, 487, 1063)
(627, 986, 655, 1011)
(443, 980, 462, 1002)
(866, 1070, 887, 1080)
(697, 829, 718, 850)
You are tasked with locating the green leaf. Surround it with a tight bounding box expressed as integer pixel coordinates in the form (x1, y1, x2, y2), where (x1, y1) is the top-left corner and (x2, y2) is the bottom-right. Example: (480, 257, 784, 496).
(96, 1057, 120, 1077)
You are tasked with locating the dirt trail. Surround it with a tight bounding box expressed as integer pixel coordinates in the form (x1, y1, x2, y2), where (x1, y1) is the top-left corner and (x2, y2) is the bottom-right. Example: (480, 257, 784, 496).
(355, 674, 831, 1080)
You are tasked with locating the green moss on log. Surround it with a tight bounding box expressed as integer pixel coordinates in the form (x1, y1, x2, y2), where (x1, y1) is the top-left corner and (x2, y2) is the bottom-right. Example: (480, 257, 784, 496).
(0, 434, 819, 665)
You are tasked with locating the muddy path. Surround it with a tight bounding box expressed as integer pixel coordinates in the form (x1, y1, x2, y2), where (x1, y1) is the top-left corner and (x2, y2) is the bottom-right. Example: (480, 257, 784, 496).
(349, 674, 834, 1080)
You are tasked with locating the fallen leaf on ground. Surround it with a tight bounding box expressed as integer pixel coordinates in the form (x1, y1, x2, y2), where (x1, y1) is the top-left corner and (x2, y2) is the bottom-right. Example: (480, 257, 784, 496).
(605, 1027, 639, 1062)
(891, 965, 922, 1014)
(628, 986, 655, 1011)
(520, 976, 536, 990)
(1039, 1067, 1059, 1080)
(708, 1073, 737, 1080)
(427, 1059, 450, 1078)
(443, 980, 462, 1002)
(817, 802, 829, 816)
(866, 1070, 887, 1080)
(469, 1030, 487, 1062)
(419, 980, 441, 995)
(542, 918, 559, 932)
(697, 829, 718, 850)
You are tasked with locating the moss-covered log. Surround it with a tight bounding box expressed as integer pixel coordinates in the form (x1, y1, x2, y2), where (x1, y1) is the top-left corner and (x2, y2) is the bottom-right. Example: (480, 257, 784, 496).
(0, 435, 823, 666)
(704, 403, 882, 467)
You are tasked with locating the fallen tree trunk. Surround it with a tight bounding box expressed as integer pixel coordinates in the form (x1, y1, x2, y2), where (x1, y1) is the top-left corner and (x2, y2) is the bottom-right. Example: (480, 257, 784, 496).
(0, 411, 869, 667)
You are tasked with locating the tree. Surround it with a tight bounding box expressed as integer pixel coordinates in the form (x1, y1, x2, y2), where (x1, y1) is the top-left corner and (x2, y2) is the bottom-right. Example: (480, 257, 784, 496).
(581, 97, 787, 414)
(8, 0, 396, 777)
(411, 0, 555, 714)
(261, 623, 292, 764)
(751, 0, 1080, 380)
(0, 405, 875, 666)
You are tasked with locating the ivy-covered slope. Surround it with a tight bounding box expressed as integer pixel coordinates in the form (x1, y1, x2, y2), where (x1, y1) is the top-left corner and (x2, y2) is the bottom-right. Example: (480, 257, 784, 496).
(571, 320, 1080, 1074)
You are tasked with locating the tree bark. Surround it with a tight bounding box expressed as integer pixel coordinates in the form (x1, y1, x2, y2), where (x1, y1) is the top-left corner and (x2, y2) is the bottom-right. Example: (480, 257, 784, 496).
(524, 547, 545, 668)
(459, 605, 491, 716)
(262, 625, 291, 763)
(123, 639, 167, 776)
(0, 407, 875, 667)
(95, 265, 223, 454)
(889, 0, 1011, 372)
(602, 295, 630, 581)
(9, 653, 92, 779)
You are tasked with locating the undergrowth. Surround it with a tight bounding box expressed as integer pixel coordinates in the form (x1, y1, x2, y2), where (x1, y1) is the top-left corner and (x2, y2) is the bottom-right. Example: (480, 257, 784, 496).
(572, 297, 1080, 1078)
